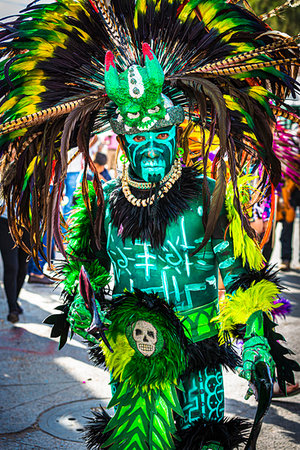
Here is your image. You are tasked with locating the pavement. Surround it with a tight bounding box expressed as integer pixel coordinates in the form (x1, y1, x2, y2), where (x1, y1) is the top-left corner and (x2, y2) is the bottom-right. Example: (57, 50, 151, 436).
(0, 220, 300, 449)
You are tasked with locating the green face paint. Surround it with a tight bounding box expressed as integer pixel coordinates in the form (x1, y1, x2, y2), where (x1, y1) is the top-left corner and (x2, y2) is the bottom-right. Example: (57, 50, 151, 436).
(123, 125, 177, 182)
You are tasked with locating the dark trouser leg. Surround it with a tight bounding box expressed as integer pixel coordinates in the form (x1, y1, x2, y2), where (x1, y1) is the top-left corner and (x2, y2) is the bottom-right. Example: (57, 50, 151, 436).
(16, 229, 30, 298)
(17, 247, 28, 298)
(262, 224, 276, 262)
(280, 220, 294, 262)
(0, 218, 19, 313)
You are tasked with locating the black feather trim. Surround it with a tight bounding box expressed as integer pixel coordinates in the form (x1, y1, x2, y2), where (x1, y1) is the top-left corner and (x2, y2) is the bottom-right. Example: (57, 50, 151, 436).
(263, 313, 300, 394)
(230, 324, 246, 341)
(61, 287, 78, 307)
(109, 166, 202, 248)
(185, 335, 241, 375)
(84, 407, 112, 450)
(87, 341, 107, 369)
(43, 286, 78, 349)
(43, 303, 70, 350)
(226, 264, 282, 294)
(176, 416, 251, 450)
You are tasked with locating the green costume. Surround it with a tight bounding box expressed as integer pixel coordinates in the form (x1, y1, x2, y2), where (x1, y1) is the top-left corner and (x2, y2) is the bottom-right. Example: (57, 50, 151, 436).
(0, 0, 299, 448)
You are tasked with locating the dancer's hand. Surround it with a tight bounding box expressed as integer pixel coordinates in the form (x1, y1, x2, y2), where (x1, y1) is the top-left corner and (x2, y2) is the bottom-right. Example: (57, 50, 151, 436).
(67, 295, 103, 344)
(240, 336, 275, 382)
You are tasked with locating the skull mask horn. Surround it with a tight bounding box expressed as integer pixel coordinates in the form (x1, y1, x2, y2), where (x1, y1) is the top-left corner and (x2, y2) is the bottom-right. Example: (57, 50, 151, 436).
(104, 51, 120, 102)
(142, 42, 164, 88)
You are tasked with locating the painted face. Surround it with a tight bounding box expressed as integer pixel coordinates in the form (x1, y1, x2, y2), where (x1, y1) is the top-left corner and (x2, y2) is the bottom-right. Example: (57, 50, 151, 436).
(123, 126, 177, 183)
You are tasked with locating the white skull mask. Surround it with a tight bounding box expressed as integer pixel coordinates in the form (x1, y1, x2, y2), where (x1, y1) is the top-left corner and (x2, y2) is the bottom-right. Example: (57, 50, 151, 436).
(133, 320, 157, 356)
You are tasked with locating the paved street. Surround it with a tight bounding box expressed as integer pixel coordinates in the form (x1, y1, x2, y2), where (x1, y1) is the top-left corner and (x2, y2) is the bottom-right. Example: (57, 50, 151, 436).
(0, 221, 299, 449)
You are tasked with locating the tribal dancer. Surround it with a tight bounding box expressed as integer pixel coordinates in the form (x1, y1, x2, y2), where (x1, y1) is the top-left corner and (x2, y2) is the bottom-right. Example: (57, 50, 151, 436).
(0, 1, 300, 448)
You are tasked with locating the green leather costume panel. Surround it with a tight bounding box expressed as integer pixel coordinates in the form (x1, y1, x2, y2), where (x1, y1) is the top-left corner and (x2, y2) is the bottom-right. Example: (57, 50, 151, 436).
(102, 178, 246, 320)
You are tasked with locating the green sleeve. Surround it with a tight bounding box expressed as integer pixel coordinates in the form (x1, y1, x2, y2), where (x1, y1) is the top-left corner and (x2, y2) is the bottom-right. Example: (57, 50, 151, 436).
(211, 204, 247, 292)
(62, 181, 111, 297)
(44, 182, 112, 348)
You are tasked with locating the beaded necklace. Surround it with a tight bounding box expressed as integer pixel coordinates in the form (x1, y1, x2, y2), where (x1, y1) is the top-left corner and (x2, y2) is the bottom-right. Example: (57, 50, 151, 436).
(121, 157, 182, 207)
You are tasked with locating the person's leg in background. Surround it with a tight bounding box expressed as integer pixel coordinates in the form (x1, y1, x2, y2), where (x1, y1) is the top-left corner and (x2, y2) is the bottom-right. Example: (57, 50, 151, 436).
(262, 229, 274, 262)
(62, 171, 80, 218)
(28, 232, 54, 284)
(0, 217, 21, 322)
(16, 230, 30, 304)
(28, 256, 43, 276)
(280, 220, 294, 270)
(279, 186, 300, 271)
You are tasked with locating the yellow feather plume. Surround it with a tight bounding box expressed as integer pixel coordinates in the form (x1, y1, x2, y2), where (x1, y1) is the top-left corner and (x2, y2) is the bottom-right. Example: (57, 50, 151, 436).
(213, 279, 280, 338)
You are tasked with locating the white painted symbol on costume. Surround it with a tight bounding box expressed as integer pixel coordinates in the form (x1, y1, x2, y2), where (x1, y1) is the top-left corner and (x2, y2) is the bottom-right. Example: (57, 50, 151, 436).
(223, 272, 237, 288)
(135, 242, 157, 282)
(196, 259, 215, 271)
(172, 276, 181, 304)
(180, 217, 195, 277)
(165, 241, 183, 267)
(184, 283, 206, 310)
(162, 270, 169, 302)
(219, 257, 235, 269)
(205, 275, 217, 289)
(197, 206, 203, 216)
(213, 241, 229, 253)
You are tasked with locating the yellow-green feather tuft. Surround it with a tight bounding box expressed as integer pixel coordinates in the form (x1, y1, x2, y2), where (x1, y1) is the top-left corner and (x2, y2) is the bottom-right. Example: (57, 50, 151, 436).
(225, 174, 265, 270)
(101, 334, 135, 383)
(213, 279, 281, 339)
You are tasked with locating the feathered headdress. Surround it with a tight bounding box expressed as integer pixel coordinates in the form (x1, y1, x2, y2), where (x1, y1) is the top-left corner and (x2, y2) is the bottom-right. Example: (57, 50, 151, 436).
(0, 0, 299, 260)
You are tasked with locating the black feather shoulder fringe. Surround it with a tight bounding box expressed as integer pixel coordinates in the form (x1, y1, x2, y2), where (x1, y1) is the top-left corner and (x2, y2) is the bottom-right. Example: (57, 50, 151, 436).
(263, 313, 300, 394)
(109, 166, 202, 248)
(227, 264, 282, 294)
(84, 406, 112, 450)
(87, 341, 107, 369)
(43, 288, 74, 350)
(185, 334, 241, 375)
(175, 417, 251, 450)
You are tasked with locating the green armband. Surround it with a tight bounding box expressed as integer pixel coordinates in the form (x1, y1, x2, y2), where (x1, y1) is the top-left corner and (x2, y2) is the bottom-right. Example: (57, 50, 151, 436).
(244, 310, 264, 340)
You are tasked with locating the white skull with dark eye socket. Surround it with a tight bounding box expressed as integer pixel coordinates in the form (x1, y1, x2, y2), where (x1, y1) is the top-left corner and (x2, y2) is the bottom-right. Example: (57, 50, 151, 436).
(133, 320, 157, 356)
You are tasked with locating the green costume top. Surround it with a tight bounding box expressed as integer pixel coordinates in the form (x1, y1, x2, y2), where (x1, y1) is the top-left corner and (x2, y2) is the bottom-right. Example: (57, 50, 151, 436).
(100, 175, 245, 342)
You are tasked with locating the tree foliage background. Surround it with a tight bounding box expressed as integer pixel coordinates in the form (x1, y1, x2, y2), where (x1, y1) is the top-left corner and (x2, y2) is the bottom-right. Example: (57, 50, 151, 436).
(250, 0, 300, 35)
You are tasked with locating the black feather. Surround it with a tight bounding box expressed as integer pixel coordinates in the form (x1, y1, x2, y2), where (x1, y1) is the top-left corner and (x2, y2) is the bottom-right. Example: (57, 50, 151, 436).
(43, 303, 70, 350)
(185, 335, 241, 375)
(87, 341, 107, 369)
(109, 166, 202, 248)
(84, 406, 112, 450)
(176, 416, 251, 450)
(263, 313, 300, 394)
(227, 264, 282, 294)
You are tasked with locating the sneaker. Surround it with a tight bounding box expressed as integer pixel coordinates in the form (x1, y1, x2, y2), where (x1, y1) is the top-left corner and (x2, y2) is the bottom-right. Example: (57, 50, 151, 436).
(28, 274, 54, 285)
(279, 261, 290, 271)
(7, 312, 19, 323)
